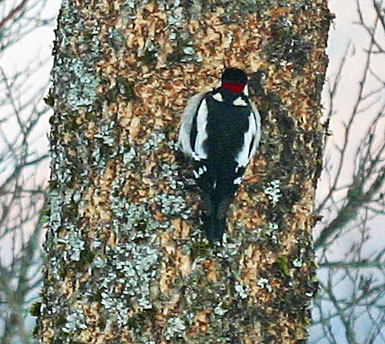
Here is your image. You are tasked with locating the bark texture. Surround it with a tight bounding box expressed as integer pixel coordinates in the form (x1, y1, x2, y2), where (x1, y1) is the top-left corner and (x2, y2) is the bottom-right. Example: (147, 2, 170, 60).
(35, 0, 332, 343)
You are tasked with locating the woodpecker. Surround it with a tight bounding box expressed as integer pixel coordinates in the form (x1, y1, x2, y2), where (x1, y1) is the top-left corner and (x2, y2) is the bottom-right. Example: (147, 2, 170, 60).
(178, 68, 261, 243)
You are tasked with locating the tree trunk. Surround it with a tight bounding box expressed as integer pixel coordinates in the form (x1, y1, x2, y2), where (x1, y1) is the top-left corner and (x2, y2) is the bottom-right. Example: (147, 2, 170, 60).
(35, 1, 332, 343)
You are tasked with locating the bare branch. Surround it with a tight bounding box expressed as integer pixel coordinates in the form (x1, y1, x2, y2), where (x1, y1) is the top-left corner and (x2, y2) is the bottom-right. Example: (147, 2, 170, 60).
(0, 0, 29, 31)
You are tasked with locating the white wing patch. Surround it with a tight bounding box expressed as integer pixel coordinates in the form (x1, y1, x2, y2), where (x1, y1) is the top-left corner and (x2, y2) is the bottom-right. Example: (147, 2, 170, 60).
(234, 176, 243, 185)
(249, 103, 261, 158)
(193, 99, 209, 160)
(193, 165, 207, 178)
(178, 92, 206, 158)
(236, 110, 257, 167)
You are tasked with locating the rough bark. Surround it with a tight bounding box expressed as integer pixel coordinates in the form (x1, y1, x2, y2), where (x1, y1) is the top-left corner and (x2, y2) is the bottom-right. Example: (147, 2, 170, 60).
(35, 0, 332, 343)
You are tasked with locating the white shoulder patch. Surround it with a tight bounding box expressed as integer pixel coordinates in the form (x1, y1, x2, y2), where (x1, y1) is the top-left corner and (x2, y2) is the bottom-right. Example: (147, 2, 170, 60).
(233, 97, 248, 107)
(213, 93, 223, 102)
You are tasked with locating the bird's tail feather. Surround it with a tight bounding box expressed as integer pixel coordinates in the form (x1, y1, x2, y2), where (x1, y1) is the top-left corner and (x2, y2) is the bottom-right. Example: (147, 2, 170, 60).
(203, 213, 227, 243)
(201, 193, 232, 243)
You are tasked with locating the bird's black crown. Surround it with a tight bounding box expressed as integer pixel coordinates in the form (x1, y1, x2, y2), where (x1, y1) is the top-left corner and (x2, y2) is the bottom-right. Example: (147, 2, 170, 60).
(221, 68, 248, 85)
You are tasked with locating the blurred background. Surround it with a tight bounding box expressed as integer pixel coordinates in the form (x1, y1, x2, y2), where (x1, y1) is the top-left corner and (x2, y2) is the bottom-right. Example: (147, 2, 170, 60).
(0, 0, 384, 343)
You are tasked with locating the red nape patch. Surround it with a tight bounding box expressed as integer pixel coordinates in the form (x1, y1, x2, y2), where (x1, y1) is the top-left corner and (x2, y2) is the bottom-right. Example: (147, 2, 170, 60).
(222, 83, 245, 93)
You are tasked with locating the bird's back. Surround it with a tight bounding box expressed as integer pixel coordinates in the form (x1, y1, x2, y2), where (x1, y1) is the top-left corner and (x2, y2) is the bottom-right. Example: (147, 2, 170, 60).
(205, 92, 251, 173)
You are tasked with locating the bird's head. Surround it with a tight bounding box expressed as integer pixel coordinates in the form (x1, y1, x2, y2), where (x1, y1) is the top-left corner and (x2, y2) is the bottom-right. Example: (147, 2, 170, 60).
(221, 68, 248, 94)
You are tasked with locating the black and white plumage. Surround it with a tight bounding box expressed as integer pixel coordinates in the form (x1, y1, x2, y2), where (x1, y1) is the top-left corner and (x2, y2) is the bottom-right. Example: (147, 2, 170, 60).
(178, 68, 261, 243)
